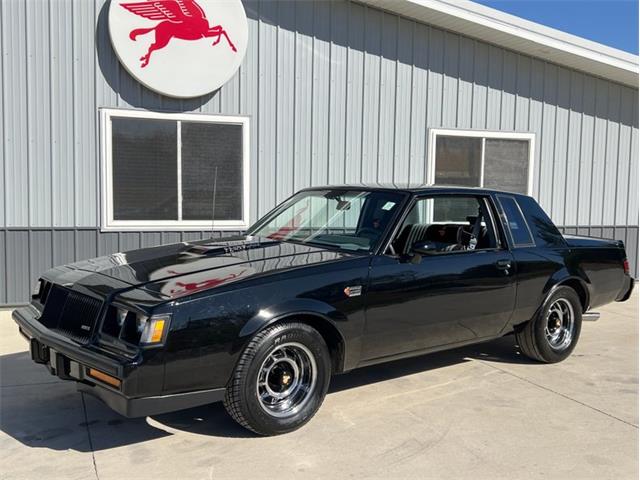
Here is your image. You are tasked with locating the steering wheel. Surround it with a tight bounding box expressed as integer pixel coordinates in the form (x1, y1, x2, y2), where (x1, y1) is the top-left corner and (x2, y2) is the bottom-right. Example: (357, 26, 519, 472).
(357, 227, 380, 241)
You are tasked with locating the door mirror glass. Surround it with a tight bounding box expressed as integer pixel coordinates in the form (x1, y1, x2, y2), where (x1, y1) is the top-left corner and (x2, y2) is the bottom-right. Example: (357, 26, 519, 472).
(411, 241, 440, 256)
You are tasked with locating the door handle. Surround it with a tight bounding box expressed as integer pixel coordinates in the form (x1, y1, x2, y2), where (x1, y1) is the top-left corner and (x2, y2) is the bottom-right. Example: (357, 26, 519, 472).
(496, 259, 512, 270)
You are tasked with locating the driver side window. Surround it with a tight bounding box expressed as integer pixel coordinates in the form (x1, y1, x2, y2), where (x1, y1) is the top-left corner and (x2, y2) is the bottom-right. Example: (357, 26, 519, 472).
(390, 195, 498, 255)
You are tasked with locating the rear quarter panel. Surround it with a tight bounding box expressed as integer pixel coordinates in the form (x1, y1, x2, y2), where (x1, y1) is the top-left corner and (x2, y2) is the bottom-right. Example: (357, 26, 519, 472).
(564, 246, 626, 308)
(508, 195, 627, 325)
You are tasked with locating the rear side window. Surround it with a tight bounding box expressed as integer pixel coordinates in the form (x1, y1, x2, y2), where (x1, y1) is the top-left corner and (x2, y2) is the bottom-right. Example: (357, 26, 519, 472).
(496, 195, 535, 246)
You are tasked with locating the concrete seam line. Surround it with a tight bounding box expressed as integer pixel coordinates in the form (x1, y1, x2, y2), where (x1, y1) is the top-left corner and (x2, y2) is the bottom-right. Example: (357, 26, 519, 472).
(475, 359, 639, 430)
(80, 392, 100, 480)
(2, 380, 61, 388)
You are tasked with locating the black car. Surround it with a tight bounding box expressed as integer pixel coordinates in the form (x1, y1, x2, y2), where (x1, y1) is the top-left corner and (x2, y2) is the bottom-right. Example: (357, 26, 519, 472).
(13, 185, 634, 435)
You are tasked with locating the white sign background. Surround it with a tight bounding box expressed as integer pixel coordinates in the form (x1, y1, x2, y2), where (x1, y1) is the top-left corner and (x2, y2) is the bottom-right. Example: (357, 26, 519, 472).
(109, 0, 248, 98)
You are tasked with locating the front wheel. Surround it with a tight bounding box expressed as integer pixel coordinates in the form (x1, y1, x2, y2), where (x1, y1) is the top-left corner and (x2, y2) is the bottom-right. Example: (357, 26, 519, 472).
(223, 322, 331, 435)
(515, 286, 582, 363)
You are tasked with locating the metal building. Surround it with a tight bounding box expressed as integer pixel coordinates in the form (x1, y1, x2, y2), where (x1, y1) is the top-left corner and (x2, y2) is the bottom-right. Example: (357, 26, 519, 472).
(0, 0, 638, 306)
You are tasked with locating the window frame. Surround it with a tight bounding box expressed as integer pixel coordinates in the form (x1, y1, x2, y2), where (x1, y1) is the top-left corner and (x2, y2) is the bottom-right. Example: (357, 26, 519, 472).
(99, 108, 250, 232)
(383, 192, 505, 257)
(427, 129, 536, 195)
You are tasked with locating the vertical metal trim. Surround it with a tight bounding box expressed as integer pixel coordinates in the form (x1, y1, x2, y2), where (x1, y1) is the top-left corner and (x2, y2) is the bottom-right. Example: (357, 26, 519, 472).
(0, 0, 5, 227)
(406, 19, 415, 185)
(389, 15, 398, 186)
(422, 25, 431, 184)
(308, 1, 313, 187)
(274, 0, 279, 204)
(625, 93, 638, 225)
(342, 4, 350, 186)
(70, 0, 77, 227)
(600, 82, 611, 225)
(575, 72, 585, 229)
(48, 0, 54, 229)
(24, 0, 31, 227)
(480, 137, 486, 187)
(176, 120, 182, 221)
(587, 81, 597, 227)
(612, 87, 622, 227)
(325, 0, 331, 187)
(549, 65, 559, 217)
(358, 5, 367, 184)
(292, 1, 298, 193)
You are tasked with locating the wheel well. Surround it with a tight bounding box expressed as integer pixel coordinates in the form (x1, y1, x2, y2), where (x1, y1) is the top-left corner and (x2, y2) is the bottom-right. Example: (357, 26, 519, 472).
(271, 314, 345, 374)
(558, 279, 589, 312)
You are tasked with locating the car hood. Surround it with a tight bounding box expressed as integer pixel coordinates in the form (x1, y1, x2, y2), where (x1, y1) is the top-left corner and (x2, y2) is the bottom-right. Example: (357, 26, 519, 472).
(60, 235, 355, 299)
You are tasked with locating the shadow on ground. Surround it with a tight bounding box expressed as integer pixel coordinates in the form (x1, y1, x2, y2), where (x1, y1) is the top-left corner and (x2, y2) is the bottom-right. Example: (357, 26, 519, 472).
(0, 335, 535, 451)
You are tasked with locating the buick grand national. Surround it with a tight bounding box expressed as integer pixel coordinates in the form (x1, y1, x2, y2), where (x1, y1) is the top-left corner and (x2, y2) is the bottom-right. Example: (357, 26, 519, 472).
(13, 186, 634, 435)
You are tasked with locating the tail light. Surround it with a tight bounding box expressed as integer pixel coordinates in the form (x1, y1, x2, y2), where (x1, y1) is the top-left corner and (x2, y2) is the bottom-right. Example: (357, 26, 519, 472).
(623, 259, 630, 275)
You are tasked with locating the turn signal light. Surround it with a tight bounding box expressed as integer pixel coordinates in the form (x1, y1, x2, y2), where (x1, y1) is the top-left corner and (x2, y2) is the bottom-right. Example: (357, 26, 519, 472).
(87, 368, 121, 389)
(139, 314, 171, 346)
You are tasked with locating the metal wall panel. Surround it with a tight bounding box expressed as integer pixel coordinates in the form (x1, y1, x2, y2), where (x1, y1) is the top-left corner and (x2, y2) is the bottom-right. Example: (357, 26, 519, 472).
(0, 231, 5, 304)
(2, 0, 637, 227)
(0, 0, 3, 229)
(6, 231, 29, 302)
(344, 1, 365, 184)
(2, 0, 29, 226)
(26, 0, 52, 227)
(1, 0, 638, 304)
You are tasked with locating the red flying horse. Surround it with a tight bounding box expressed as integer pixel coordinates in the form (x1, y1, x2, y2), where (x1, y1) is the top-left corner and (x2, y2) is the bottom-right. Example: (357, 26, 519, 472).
(121, 0, 237, 68)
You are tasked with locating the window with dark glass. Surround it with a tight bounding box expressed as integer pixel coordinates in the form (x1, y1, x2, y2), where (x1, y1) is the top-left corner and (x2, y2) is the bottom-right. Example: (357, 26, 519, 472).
(433, 133, 532, 195)
(497, 195, 535, 246)
(112, 118, 178, 221)
(107, 114, 246, 226)
(483, 139, 529, 194)
(435, 136, 482, 187)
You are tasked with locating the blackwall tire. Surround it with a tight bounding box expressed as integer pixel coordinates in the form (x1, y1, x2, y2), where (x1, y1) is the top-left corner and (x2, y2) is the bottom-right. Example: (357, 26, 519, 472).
(223, 322, 331, 436)
(515, 286, 582, 363)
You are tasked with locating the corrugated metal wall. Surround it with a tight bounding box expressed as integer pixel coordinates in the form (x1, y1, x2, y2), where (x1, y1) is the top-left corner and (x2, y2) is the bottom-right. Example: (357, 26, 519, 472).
(0, 0, 638, 304)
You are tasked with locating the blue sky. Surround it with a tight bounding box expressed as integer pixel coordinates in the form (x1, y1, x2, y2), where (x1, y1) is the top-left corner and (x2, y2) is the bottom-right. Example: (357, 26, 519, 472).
(475, 0, 639, 54)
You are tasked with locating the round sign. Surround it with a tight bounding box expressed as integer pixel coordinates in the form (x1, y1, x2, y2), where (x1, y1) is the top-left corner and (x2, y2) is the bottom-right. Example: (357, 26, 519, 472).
(108, 0, 248, 98)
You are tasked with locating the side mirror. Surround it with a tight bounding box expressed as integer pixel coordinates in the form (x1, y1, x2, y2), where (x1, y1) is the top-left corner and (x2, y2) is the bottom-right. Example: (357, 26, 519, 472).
(403, 241, 439, 264)
(411, 241, 439, 256)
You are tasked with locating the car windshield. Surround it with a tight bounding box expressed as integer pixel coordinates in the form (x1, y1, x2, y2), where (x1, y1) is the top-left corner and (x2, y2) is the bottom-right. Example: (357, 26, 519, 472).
(248, 189, 405, 252)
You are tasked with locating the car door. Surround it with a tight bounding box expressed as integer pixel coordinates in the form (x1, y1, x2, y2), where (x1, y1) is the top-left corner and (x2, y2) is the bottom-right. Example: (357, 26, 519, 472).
(361, 194, 516, 361)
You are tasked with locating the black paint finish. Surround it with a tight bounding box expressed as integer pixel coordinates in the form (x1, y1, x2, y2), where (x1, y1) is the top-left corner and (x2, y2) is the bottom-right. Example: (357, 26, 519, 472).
(12, 186, 634, 417)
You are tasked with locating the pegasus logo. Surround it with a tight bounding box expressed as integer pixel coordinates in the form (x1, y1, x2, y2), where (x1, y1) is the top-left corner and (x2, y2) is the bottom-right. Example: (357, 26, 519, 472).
(121, 0, 237, 68)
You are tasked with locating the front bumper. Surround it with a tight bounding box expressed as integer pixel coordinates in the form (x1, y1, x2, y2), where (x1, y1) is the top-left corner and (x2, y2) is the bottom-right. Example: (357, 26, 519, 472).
(77, 382, 225, 417)
(12, 305, 225, 417)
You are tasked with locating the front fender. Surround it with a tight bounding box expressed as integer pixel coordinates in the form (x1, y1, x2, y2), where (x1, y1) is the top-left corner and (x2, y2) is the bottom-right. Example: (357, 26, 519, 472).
(238, 298, 360, 372)
(239, 298, 347, 338)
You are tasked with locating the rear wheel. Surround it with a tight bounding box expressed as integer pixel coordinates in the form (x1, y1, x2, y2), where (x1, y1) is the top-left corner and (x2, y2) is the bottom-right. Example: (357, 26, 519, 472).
(515, 286, 582, 363)
(223, 322, 331, 435)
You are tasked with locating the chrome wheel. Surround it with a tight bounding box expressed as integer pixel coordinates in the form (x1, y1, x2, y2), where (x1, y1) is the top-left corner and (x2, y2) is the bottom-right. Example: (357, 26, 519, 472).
(544, 298, 575, 350)
(256, 342, 317, 418)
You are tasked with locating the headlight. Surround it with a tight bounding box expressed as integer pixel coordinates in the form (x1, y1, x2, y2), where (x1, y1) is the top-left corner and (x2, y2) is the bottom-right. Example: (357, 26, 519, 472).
(116, 308, 128, 327)
(138, 314, 171, 346)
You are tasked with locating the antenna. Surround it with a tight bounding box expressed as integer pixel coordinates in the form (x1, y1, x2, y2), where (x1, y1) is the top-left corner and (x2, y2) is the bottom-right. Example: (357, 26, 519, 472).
(210, 166, 218, 238)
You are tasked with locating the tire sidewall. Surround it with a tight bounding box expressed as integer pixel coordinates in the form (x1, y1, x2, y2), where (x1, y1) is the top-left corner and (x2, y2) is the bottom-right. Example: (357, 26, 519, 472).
(533, 286, 582, 363)
(239, 324, 331, 435)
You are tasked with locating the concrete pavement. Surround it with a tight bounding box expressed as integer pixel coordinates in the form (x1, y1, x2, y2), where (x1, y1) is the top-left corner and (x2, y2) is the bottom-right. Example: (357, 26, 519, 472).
(1, 293, 637, 479)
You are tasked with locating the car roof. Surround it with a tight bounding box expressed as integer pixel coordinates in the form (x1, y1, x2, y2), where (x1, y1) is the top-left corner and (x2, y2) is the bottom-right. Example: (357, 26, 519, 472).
(300, 183, 529, 197)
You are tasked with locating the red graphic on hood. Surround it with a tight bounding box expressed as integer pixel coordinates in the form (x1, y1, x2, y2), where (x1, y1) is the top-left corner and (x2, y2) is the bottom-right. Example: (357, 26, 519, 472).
(121, 0, 237, 68)
(167, 269, 248, 297)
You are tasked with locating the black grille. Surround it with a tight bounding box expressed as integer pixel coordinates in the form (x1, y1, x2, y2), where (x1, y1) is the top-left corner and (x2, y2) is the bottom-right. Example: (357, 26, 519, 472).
(38, 285, 103, 344)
